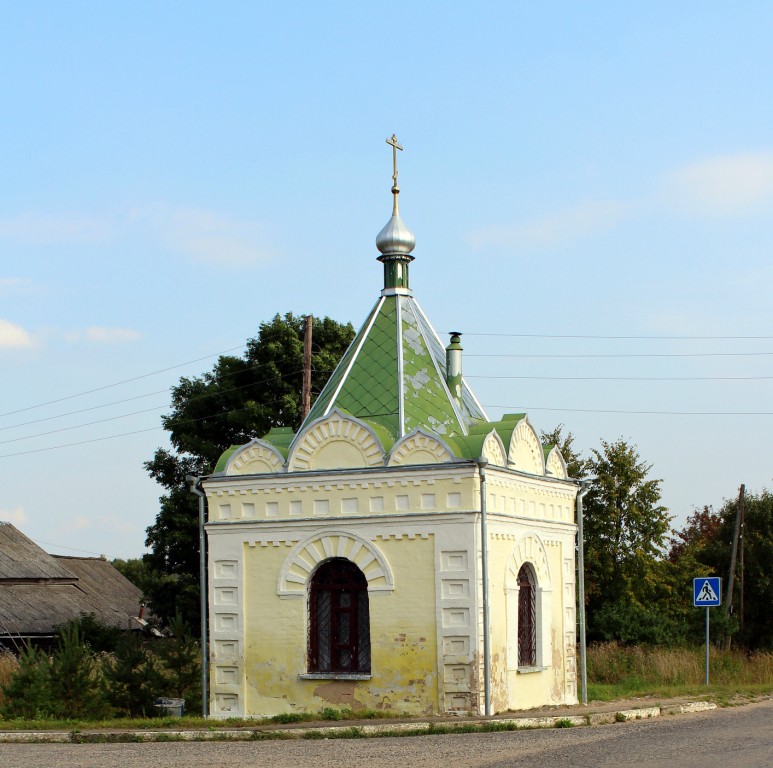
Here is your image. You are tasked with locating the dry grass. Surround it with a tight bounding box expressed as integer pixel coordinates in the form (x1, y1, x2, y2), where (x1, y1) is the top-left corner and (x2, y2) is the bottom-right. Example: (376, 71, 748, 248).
(0, 651, 20, 708)
(587, 642, 773, 697)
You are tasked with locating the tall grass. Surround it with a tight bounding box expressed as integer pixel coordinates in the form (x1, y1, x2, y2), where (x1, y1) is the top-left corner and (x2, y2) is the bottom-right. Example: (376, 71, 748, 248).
(0, 651, 20, 707)
(587, 642, 773, 699)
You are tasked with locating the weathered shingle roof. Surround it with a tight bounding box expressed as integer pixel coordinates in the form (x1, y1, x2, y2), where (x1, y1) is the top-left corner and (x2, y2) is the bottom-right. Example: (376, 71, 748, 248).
(0, 522, 77, 581)
(0, 523, 143, 638)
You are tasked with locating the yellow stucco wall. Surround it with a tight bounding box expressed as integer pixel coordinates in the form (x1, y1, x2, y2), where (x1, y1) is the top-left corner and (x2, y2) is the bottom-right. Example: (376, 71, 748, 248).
(206, 460, 577, 717)
(207, 473, 475, 523)
(240, 534, 438, 716)
(485, 532, 572, 711)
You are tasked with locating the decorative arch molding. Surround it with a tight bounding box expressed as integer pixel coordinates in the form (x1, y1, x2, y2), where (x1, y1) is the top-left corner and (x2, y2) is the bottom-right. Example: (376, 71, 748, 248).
(287, 409, 385, 472)
(504, 532, 553, 674)
(545, 446, 568, 480)
(387, 428, 455, 466)
(504, 532, 552, 591)
(481, 429, 507, 467)
(507, 417, 546, 476)
(224, 439, 285, 476)
(277, 529, 394, 596)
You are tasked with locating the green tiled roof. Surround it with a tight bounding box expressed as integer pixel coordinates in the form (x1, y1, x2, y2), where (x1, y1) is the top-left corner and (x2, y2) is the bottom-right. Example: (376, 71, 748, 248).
(470, 413, 526, 449)
(297, 293, 488, 446)
(445, 434, 489, 460)
(304, 301, 382, 426)
(214, 445, 241, 473)
(262, 427, 295, 458)
(331, 296, 401, 440)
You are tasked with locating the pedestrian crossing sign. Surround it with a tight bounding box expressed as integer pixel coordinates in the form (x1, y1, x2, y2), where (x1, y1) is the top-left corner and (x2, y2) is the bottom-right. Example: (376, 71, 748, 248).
(693, 577, 721, 607)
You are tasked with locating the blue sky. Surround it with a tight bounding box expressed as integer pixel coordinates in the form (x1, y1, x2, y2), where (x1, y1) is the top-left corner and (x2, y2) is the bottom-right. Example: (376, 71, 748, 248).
(1, 2, 772, 558)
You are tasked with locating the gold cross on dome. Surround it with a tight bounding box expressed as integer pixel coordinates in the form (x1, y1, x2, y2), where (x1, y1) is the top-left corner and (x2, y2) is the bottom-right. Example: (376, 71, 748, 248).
(386, 134, 403, 188)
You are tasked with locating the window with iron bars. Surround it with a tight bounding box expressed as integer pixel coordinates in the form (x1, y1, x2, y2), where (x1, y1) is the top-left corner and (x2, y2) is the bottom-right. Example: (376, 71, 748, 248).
(308, 558, 371, 674)
(517, 563, 537, 667)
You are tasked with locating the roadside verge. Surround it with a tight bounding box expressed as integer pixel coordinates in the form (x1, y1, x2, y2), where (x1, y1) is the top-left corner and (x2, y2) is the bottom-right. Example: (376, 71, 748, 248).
(0, 700, 721, 744)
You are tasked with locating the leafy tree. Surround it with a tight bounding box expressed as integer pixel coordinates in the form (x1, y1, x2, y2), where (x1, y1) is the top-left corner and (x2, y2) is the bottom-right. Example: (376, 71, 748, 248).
(540, 424, 585, 478)
(112, 557, 153, 593)
(0, 645, 53, 719)
(49, 622, 110, 719)
(107, 634, 164, 717)
(144, 313, 355, 625)
(671, 490, 773, 649)
(582, 438, 673, 643)
(54, 613, 123, 655)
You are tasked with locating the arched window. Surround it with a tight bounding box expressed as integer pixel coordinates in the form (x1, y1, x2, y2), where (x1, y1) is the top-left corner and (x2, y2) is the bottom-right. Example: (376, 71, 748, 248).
(309, 558, 371, 674)
(517, 564, 537, 667)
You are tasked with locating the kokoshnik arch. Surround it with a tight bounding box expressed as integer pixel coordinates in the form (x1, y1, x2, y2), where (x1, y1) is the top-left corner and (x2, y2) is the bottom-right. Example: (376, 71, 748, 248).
(202, 137, 580, 717)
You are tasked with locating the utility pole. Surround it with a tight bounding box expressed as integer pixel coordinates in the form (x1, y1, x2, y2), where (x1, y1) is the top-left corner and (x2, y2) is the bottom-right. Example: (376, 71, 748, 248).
(301, 315, 312, 420)
(739, 487, 745, 631)
(725, 484, 744, 646)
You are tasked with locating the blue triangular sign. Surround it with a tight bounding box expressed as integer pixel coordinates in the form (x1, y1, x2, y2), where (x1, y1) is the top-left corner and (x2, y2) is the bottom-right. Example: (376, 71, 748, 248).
(695, 580, 719, 603)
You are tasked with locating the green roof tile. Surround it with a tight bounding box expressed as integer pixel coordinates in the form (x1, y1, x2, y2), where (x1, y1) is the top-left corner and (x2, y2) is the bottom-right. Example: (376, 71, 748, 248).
(214, 445, 241, 473)
(294, 293, 491, 446)
(332, 296, 400, 438)
(262, 427, 295, 458)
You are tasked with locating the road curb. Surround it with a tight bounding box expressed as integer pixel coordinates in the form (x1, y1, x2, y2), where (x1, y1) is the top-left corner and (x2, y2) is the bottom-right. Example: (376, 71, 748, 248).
(0, 701, 719, 744)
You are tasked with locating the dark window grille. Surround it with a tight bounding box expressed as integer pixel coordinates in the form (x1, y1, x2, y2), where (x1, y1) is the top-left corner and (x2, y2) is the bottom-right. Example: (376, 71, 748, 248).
(517, 564, 536, 667)
(308, 558, 370, 674)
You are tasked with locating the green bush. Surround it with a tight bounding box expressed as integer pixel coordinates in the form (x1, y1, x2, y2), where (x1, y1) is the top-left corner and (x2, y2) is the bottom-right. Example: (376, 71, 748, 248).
(155, 613, 202, 714)
(107, 634, 164, 717)
(49, 622, 110, 720)
(0, 645, 53, 719)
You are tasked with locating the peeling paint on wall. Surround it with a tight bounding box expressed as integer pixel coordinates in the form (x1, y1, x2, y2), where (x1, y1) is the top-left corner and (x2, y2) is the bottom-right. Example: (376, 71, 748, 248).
(313, 680, 360, 709)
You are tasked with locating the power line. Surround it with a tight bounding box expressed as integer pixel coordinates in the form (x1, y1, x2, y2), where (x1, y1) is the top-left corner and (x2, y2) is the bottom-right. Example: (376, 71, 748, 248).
(0, 356, 285, 432)
(1, 330, 344, 430)
(5, 390, 772, 461)
(0, 404, 167, 445)
(467, 374, 773, 381)
(7, 362, 769, 438)
(3, 329, 772, 457)
(0, 344, 248, 419)
(0, 402, 269, 459)
(0, 425, 168, 458)
(467, 352, 773, 358)
(464, 332, 773, 340)
(0, 388, 171, 432)
(484, 404, 773, 416)
(32, 539, 106, 557)
(4, 333, 770, 424)
(0, 369, 310, 444)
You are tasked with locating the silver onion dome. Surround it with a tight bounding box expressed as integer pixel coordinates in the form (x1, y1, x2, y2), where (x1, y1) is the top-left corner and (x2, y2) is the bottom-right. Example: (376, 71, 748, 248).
(376, 204, 416, 256)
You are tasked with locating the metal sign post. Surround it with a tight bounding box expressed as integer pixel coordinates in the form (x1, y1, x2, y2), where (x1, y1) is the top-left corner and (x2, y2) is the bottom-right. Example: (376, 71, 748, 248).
(693, 577, 721, 685)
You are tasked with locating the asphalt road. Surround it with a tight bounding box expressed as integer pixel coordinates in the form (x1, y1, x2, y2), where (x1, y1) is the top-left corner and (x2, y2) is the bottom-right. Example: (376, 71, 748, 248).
(1, 699, 771, 768)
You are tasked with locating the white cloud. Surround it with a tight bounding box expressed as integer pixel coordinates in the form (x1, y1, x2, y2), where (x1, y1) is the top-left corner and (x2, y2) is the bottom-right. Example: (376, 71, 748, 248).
(666, 152, 773, 216)
(0, 277, 28, 294)
(84, 326, 141, 343)
(0, 506, 28, 526)
(0, 319, 33, 348)
(130, 204, 275, 266)
(70, 515, 91, 531)
(467, 199, 629, 251)
(0, 205, 274, 266)
(0, 212, 111, 244)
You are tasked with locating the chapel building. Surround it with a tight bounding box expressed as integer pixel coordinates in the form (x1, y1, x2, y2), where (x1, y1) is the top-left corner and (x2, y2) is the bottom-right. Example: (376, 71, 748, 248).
(202, 140, 580, 717)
